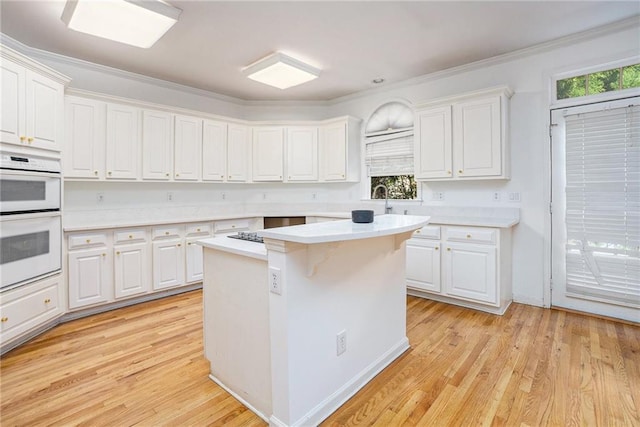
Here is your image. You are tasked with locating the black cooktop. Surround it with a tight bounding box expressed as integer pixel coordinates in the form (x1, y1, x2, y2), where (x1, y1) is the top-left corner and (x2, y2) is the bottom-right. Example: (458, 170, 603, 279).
(227, 232, 264, 243)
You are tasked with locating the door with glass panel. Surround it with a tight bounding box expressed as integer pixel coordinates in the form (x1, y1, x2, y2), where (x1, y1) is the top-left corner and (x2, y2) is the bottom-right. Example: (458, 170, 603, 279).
(551, 97, 639, 322)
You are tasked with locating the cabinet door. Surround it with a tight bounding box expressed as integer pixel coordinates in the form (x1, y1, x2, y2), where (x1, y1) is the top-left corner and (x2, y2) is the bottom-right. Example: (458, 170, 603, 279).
(202, 119, 227, 181)
(252, 127, 284, 181)
(415, 106, 452, 179)
(114, 243, 149, 299)
(106, 104, 140, 179)
(406, 239, 441, 293)
(287, 126, 318, 181)
(227, 124, 250, 182)
(65, 96, 106, 179)
(68, 248, 111, 309)
(142, 110, 173, 180)
(185, 238, 204, 283)
(174, 115, 202, 181)
(25, 70, 64, 151)
(319, 121, 347, 181)
(1, 58, 25, 145)
(453, 96, 501, 178)
(443, 242, 497, 304)
(152, 240, 185, 290)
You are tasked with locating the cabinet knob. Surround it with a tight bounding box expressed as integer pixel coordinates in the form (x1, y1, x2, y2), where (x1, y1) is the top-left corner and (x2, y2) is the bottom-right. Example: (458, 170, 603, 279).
(20, 136, 26, 142)
(44, 298, 51, 304)
(196, 228, 201, 232)
(116, 251, 121, 255)
(86, 239, 91, 243)
(177, 243, 181, 247)
(129, 235, 133, 239)
(166, 173, 170, 177)
(447, 170, 452, 175)
(415, 230, 421, 234)
(231, 225, 236, 228)
(341, 174, 345, 178)
(165, 231, 169, 235)
(447, 248, 451, 251)
(228, 175, 232, 179)
(94, 170, 98, 175)
(221, 175, 224, 179)
(466, 234, 471, 238)
(435, 246, 439, 251)
(28, 137, 34, 143)
(1, 317, 8, 323)
(102, 253, 106, 257)
(187, 242, 192, 246)
(108, 171, 112, 176)
(176, 173, 180, 177)
(458, 170, 463, 174)
(279, 176, 282, 179)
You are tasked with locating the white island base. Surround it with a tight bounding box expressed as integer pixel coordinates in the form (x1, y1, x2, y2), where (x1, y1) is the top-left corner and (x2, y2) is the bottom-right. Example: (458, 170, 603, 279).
(200, 215, 430, 426)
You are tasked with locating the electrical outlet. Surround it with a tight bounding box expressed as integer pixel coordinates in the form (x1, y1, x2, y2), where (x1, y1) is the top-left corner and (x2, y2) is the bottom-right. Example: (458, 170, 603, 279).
(96, 193, 104, 203)
(167, 192, 173, 202)
(262, 193, 267, 200)
(312, 192, 317, 200)
(337, 330, 347, 356)
(432, 191, 445, 201)
(493, 192, 501, 202)
(221, 192, 226, 200)
(269, 267, 282, 295)
(508, 192, 521, 202)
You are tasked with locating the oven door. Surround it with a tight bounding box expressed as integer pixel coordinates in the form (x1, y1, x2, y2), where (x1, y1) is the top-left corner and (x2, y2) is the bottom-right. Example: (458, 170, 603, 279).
(0, 214, 62, 289)
(0, 170, 61, 214)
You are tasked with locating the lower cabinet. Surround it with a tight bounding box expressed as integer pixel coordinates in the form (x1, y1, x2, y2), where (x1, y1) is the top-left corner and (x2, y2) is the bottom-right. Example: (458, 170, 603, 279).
(114, 242, 149, 299)
(152, 238, 185, 290)
(68, 245, 111, 309)
(0, 274, 64, 346)
(406, 224, 512, 314)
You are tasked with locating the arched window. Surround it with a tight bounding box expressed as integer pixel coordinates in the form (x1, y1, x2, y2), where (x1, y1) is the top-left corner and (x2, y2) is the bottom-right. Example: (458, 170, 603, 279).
(364, 102, 417, 199)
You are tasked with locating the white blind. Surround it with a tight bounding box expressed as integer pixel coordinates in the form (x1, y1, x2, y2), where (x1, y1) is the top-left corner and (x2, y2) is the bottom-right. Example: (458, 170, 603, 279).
(365, 129, 414, 176)
(564, 104, 640, 307)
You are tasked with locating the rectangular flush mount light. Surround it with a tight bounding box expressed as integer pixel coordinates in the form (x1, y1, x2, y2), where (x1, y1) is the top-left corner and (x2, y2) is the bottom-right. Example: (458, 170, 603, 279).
(243, 52, 320, 90)
(61, 0, 182, 48)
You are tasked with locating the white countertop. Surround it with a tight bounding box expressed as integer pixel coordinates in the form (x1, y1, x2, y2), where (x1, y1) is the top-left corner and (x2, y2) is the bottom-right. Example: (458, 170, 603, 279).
(198, 235, 268, 261)
(258, 214, 430, 244)
(429, 216, 519, 228)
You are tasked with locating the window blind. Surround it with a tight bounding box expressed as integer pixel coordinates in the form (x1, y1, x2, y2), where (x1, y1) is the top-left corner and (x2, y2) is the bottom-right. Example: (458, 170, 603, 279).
(564, 104, 640, 307)
(365, 129, 414, 176)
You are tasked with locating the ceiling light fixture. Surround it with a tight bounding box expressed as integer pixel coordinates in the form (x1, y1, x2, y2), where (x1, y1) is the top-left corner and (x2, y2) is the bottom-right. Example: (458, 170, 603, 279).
(243, 52, 320, 90)
(61, 0, 182, 48)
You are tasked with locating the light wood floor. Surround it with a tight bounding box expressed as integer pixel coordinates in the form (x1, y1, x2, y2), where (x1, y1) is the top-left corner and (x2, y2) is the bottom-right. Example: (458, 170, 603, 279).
(1, 290, 638, 426)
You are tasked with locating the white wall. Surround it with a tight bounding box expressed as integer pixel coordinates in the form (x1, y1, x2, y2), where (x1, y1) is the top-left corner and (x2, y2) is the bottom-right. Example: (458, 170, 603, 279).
(12, 21, 636, 308)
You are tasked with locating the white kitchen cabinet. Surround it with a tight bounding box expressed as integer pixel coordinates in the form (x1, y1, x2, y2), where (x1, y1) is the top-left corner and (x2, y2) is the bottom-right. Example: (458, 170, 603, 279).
(152, 226, 185, 290)
(319, 117, 361, 181)
(252, 126, 284, 181)
(185, 224, 211, 283)
(1, 46, 69, 152)
(406, 224, 512, 315)
(174, 115, 202, 181)
(64, 96, 106, 179)
(414, 86, 512, 181)
(142, 110, 173, 180)
(0, 274, 64, 348)
(227, 124, 250, 182)
(202, 119, 227, 181)
(106, 103, 140, 180)
(286, 126, 318, 181)
(68, 246, 112, 309)
(114, 242, 149, 299)
(406, 238, 441, 293)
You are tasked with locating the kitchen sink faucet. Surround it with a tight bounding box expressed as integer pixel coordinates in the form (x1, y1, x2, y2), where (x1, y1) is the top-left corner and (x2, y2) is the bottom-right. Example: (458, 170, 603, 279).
(373, 184, 393, 214)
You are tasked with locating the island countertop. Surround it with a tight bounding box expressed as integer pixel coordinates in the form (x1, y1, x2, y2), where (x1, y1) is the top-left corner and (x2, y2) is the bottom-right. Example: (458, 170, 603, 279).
(257, 214, 430, 245)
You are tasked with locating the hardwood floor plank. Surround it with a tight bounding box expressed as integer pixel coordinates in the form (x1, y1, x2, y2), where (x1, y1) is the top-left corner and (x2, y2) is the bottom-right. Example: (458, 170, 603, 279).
(1, 291, 638, 426)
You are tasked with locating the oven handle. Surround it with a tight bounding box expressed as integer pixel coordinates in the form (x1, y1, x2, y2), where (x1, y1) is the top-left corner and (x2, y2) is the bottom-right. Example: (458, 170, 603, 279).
(0, 169, 61, 179)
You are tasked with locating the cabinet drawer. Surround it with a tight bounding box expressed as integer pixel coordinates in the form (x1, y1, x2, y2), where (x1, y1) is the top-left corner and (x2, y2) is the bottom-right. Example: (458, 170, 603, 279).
(444, 226, 496, 244)
(114, 229, 147, 244)
(214, 218, 251, 234)
(186, 223, 211, 237)
(68, 232, 108, 249)
(152, 226, 182, 240)
(412, 225, 441, 240)
(0, 276, 62, 342)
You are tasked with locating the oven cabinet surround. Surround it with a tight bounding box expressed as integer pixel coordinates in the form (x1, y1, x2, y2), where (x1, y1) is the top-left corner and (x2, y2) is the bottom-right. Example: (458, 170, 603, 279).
(64, 217, 261, 312)
(200, 214, 429, 426)
(0, 45, 70, 154)
(414, 86, 513, 181)
(0, 274, 64, 352)
(63, 90, 361, 183)
(406, 223, 515, 314)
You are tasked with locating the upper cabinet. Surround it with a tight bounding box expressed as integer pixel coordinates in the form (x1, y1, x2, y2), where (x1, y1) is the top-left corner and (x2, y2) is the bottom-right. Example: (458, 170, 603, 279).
(142, 110, 173, 181)
(415, 86, 512, 181)
(106, 103, 140, 180)
(1, 46, 70, 153)
(227, 124, 250, 182)
(286, 126, 318, 182)
(319, 117, 361, 182)
(202, 119, 227, 182)
(174, 115, 202, 181)
(252, 126, 284, 181)
(64, 96, 106, 179)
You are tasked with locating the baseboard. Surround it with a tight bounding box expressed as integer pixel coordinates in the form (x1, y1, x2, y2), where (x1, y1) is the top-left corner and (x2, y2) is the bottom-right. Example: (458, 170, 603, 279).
(512, 294, 545, 307)
(208, 374, 270, 423)
(284, 336, 410, 427)
(407, 288, 511, 315)
(1, 316, 61, 356)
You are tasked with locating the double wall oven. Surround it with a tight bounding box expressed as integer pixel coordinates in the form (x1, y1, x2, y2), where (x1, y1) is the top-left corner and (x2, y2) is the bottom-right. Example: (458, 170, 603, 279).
(0, 153, 62, 291)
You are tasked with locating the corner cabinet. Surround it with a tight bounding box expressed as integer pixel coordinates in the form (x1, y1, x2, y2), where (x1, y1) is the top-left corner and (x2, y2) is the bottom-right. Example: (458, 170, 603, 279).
(1, 45, 70, 152)
(415, 86, 512, 181)
(406, 224, 513, 315)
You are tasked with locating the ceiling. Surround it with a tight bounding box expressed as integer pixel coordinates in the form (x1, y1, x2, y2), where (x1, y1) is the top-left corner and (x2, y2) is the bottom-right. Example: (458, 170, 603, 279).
(1, 1, 638, 102)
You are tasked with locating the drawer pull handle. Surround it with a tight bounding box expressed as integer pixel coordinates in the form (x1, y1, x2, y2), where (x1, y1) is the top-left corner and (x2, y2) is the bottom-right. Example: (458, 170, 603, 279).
(1, 317, 8, 323)
(466, 234, 471, 238)
(86, 239, 91, 243)
(447, 248, 451, 251)
(232, 225, 236, 228)
(44, 298, 51, 304)
(165, 232, 169, 235)
(197, 228, 201, 232)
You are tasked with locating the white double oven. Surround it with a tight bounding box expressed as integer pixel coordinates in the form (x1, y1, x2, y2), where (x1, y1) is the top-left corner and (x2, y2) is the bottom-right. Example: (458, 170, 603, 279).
(0, 152, 62, 290)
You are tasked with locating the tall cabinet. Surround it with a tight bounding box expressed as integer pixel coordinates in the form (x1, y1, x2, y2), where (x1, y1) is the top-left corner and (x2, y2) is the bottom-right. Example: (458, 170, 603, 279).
(414, 86, 512, 181)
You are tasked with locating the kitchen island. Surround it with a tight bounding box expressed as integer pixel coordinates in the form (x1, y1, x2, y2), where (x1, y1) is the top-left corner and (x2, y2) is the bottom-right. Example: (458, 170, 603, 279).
(199, 214, 430, 427)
